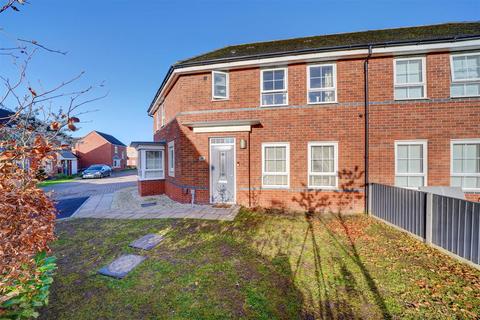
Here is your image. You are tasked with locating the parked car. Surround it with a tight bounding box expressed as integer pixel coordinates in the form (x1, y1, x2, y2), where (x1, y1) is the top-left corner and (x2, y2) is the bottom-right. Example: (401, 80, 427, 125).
(82, 164, 112, 179)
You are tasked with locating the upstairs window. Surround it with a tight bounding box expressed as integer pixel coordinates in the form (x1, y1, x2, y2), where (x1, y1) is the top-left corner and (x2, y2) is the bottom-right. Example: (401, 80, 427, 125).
(451, 140, 480, 191)
(394, 57, 426, 100)
(450, 53, 480, 97)
(114, 146, 118, 154)
(307, 64, 337, 104)
(161, 104, 166, 127)
(212, 71, 229, 99)
(262, 143, 289, 188)
(395, 140, 427, 188)
(261, 68, 288, 106)
(308, 142, 338, 188)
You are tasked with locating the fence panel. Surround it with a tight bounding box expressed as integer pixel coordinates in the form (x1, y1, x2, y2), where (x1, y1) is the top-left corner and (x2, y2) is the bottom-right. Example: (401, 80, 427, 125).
(370, 183, 427, 238)
(431, 194, 480, 265)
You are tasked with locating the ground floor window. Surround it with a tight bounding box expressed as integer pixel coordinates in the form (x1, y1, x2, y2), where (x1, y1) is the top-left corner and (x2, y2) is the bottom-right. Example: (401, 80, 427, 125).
(139, 149, 164, 180)
(262, 142, 289, 188)
(308, 142, 338, 188)
(451, 139, 480, 191)
(168, 141, 175, 177)
(395, 140, 427, 188)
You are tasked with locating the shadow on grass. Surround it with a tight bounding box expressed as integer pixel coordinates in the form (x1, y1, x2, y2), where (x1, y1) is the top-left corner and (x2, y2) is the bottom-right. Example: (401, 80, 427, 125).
(290, 166, 392, 320)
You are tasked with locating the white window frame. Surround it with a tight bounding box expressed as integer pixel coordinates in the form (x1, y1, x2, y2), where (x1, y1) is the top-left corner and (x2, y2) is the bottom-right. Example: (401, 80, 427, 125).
(161, 104, 166, 127)
(211, 71, 229, 100)
(394, 140, 428, 189)
(393, 56, 427, 100)
(307, 63, 337, 104)
(261, 142, 290, 189)
(139, 148, 165, 181)
(114, 145, 118, 154)
(156, 111, 161, 131)
(260, 67, 288, 107)
(450, 138, 480, 191)
(168, 140, 175, 177)
(450, 52, 480, 98)
(307, 141, 338, 189)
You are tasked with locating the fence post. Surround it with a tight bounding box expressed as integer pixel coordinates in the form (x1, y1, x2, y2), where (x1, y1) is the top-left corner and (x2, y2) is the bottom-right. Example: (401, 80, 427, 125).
(425, 192, 433, 244)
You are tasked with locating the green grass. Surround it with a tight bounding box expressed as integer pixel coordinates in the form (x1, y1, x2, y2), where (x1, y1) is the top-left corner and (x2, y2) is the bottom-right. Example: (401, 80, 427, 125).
(40, 209, 480, 319)
(37, 178, 76, 187)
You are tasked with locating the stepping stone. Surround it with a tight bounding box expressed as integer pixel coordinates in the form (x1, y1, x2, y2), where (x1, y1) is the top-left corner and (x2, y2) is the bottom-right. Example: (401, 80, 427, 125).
(129, 233, 164, 250)
(141, 202, 157, 208)
(98, 254, 146, 279)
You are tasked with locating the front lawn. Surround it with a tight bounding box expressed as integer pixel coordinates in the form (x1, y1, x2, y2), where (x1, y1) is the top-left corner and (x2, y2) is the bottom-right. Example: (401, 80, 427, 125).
(41, 209, 480, 319)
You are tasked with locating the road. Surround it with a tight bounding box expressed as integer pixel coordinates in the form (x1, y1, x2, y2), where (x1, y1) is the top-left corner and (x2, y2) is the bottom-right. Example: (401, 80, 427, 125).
(43, 170, 137, 200)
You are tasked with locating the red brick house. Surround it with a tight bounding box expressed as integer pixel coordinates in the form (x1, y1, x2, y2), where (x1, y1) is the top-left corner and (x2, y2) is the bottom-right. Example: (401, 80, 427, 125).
(132, 22, 480, 212)
(75, 131, 127, 170)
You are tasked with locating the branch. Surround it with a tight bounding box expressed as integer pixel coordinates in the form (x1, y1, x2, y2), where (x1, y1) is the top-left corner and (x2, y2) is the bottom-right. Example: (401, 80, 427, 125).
(17, 39, 67, 55)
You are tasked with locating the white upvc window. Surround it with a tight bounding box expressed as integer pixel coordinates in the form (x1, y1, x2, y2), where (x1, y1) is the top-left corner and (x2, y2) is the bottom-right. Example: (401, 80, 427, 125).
(394, 57, 426, 100)
(139, 149, 165, 180)
(307, 64, 337, 104)
(308, 142, 338, 189)
(212, 71, 229, 99)
(450, 52, 480, 97)
(161, 104, 166, 127)
(262, 142, 289, 188)
(114, 146, 118, 154)
(451, 139, 480, 191)
(168, 141, 175, 177)
(261, 68, 288, 106)
(395, 140, 427, 188)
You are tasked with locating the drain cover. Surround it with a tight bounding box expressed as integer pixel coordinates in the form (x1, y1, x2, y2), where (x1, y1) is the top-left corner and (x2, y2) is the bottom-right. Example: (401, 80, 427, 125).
(141, 202, 157, 208)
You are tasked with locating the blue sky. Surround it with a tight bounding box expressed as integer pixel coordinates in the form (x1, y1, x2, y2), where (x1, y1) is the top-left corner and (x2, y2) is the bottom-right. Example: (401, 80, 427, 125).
(1, 0, 479, 145)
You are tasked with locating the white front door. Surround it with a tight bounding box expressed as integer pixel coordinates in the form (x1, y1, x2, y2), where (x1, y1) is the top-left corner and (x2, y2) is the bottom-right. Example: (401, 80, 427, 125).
(210, 137, 236, 203)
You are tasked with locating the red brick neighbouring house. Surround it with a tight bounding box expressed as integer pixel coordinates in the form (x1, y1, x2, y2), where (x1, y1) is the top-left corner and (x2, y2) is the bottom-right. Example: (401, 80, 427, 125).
(132, 22, 480, 213)
(75, 131, 127, 170)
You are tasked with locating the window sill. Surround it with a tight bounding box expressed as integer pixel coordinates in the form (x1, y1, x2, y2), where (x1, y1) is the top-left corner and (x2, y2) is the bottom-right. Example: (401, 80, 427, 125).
(450, 95, 480, 99)
(307, 186, 339, 191)
(212, 98, 229, 101)
(259, 104, 289, 108)
(261, 185, 290, 190)
(307, 101, 338, 105)
(138, 177, 166, 181)
(393, 97, 429, 101)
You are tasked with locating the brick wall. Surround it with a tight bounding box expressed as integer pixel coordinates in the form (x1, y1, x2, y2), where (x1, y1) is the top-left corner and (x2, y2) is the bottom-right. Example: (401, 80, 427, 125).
(138, 179, 165, 196)
(148, 51, 480, 211)
(74, 132, 127, 170)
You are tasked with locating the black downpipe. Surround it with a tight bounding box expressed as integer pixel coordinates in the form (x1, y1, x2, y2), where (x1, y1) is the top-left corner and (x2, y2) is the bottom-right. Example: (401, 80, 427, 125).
(364, 45, 372, 214)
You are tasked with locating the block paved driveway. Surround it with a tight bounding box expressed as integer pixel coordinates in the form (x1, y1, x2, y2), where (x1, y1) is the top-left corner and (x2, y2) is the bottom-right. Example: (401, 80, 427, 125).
(42, 170, 137, 200)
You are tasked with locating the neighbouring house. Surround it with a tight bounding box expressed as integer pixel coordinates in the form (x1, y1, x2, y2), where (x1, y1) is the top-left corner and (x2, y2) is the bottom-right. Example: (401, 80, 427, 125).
(132, 22, 480, 212)
(1, 108, 78, 177)
(75, 131, 127, 170)
(126, 146, 138, 168)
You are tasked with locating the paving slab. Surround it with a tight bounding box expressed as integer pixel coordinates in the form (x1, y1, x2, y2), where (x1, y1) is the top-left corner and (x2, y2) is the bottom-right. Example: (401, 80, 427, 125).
(98, 254, 146, 279)
(129, 234, 165, 250)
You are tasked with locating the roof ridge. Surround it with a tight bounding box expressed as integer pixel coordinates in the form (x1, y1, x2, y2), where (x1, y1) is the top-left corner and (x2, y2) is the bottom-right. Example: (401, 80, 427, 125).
(178, 21, 480, 65)
(215, 21, 480, 50)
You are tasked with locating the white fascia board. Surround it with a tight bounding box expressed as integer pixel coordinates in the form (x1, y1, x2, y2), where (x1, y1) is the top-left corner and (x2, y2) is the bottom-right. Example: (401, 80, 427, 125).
(149, 39, 480, 115)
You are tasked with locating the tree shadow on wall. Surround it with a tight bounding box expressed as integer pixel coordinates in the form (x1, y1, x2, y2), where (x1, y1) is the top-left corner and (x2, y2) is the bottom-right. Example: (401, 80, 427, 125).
(290, 166, 392, 319)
